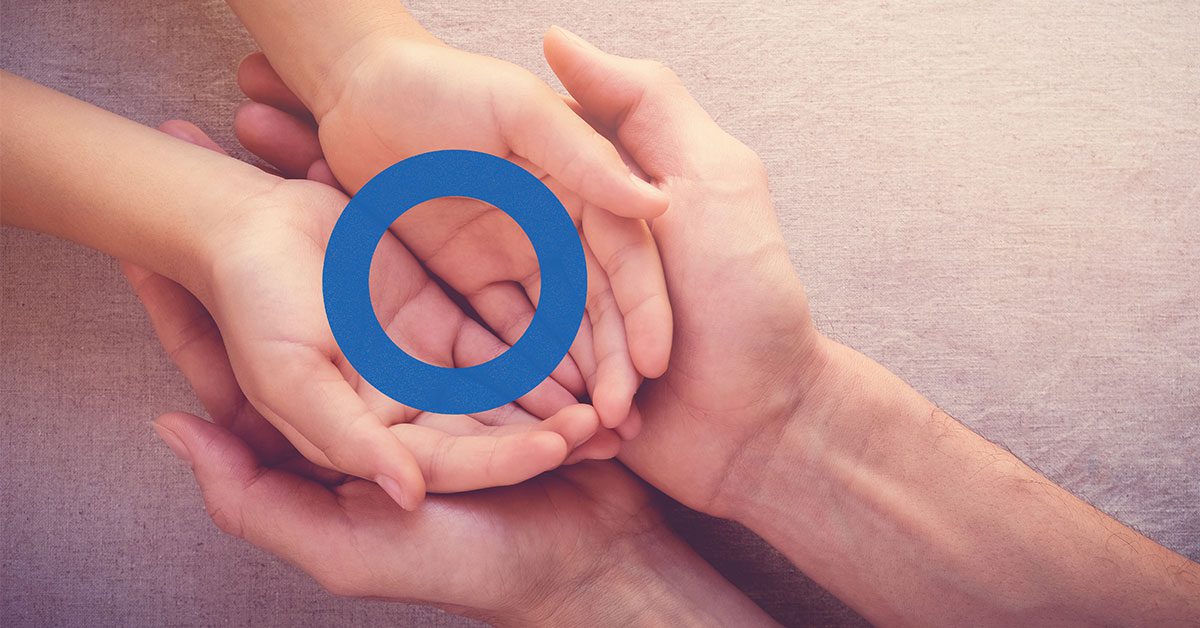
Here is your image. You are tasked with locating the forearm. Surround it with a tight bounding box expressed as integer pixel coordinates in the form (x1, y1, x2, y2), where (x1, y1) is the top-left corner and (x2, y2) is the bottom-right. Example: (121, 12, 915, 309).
(0, 72, 273, 293)
(508, 526, 776, 627)
(224, 0, 438, 118)
(738, 338, 1200, 625)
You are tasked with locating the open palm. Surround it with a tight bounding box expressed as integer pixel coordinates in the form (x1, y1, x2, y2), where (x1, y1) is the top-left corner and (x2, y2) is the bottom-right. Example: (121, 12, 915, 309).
(234, 40, 673, 432)
(148, 121, 618, 509)
(541, 30, 823, 516)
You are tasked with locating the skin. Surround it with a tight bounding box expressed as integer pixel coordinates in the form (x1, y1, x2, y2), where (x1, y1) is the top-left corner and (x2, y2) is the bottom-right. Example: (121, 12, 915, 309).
(224, 0, 675, 431)
(542, 30, 1200, 625)
(0, 73, 622, 510)
(137, 122, 776, 627)
(210, 28, 1200, 625)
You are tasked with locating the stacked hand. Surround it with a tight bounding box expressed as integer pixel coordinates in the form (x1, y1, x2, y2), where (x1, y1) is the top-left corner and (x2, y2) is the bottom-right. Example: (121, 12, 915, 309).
(9, 2, 1196, 623)
(135, 116, 771, 627)
(235, 34, 673, 433)
(134, 26, 823, 619)
(223, 26, 826, 517)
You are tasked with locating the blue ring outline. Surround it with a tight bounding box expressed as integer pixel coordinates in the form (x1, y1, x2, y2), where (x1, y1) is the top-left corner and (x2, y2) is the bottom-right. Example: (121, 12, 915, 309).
(322, 150, 586, 414)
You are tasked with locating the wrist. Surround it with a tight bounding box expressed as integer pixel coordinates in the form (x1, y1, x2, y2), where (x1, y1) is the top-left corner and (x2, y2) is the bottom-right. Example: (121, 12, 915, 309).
(726, 336, 936, 535)
(227, 0, 440, 121)
(506, 526, 773, 627)
(180, 173, 291, 306)
(306, 28, 443, 123)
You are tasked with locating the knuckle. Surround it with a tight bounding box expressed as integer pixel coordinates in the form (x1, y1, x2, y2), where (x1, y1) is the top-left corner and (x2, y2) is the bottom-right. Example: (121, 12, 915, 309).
(637, 59, 681, 87)
(204, 500, 244, 538)
(321, 411, 379, 474)
(736, 143, 769, 181)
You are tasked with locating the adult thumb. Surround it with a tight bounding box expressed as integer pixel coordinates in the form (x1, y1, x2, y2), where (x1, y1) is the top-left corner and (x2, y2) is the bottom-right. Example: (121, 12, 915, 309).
(543, 26, 729, 179)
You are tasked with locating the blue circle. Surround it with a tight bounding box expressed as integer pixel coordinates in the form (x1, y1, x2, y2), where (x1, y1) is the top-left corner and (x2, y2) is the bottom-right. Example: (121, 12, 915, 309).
(323, 150, 586, 415)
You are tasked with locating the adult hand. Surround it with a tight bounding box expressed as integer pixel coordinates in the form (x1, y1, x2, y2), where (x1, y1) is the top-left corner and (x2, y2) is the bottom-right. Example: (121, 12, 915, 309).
(128, 225, 772, 626)
(543, 28, 823, 516)
(545, 31, 1200, 626)
(225, 1, 674, 432)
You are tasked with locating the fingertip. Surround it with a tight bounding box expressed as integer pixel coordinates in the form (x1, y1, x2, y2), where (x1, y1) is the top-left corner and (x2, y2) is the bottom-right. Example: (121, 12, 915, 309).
(236, 52, 310, 116)
(234, 101, 322, 178)
(151, 412, 204, 464)
(375, 473, 423, 512)
(158, 119, 227, 154)
(530, 430, 571, 462)
(593, 381, 634, 430)
(627, 302, 673, 379)
(565, 428, 621, 464)
(627, 173, 670, 218)
(364, 426, 427, 511)
(546, 403, 600, 449)
(614, 404, 643, 441)
(152, 411, 207, 439)
(503, 431, 571, 480)
(236, 52, 269, 90)
(306, 158, 340, 188)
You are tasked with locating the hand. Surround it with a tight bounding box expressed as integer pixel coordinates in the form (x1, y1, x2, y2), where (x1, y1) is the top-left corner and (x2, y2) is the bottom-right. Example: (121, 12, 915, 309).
(129, 237, 769, 626)
(542, 29, 825, 516)
(233, 34, 674, 433)
(151, 121, 619, 509)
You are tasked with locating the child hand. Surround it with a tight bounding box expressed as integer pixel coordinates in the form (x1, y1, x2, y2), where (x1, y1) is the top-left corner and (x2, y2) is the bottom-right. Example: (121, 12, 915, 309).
(233, 41, 673, 435)
(147, 120, 620, 508)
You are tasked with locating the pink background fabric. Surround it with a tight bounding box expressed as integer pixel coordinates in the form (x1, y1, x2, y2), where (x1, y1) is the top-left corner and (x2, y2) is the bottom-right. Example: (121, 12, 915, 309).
(2, 1, 1197, 625)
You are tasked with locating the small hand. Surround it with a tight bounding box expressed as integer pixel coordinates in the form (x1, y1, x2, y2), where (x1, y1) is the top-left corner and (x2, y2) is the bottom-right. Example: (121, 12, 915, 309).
(233, 40, 674, 433)
(147, 120, 620, 510)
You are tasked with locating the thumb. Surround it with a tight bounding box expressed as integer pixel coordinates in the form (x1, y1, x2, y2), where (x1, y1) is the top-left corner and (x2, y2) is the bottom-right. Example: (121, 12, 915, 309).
(544, 27, 747, 181)
(498, 68, 668, 220)
(151, 412, 362, 590)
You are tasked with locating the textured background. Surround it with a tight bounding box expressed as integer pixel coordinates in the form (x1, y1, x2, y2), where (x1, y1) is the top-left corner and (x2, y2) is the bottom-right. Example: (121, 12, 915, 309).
(2, 1, 1197, 626)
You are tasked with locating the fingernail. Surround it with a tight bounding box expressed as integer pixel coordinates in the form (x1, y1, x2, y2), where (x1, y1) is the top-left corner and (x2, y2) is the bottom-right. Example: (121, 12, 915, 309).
(553, 26, 594, 50)
(375, 475, 412, 511)
(569, 429, 592, 450)
(151, 422, 192, 464)
(629, 172, 666, 203)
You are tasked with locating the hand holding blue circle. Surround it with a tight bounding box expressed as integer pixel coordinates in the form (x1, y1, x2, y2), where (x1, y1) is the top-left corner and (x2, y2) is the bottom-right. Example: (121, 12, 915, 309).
(322, 150, 586, 415)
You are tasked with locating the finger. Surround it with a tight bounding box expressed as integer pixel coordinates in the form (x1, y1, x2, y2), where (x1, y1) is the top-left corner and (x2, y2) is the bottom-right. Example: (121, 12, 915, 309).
(152, 412, 361, 586)
(157, 120, 228, 155)
(581, 206, 672, 378)
(415, 410, 619, 463)
(564, 428, 622, 465)
(123, 260, 296, 458)
(306, 158, 342, 190)
(123, 262, 238, 423)
(237, 52, 310, 117)
(566, 306, 599, 391)
(249, 345, 427, 510)
(369, 242, 581, 418)
(451, 315, 580, 419)
(390, 423, 569, 492)
(467, 280, 587, 397)
(580, 240, 640, 429)
(495, 72, 668, 220)
(413, 403, 598, 451)
(234, 102, 322, 178)
(544, 26, 736, 180)
(614, 400, 643, 441)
